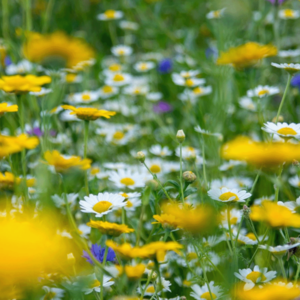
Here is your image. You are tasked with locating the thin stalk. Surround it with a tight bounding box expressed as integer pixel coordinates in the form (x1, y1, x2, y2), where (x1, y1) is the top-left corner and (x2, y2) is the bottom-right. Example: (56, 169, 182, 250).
(275, 73, 291, 122)
(2, 0, 9, 41)
(248, 228, 269, 267)
(274, 164, 283, 202)
(108, 22, 117, 45)
(247, 218, 260, 243)
(42, 0, 55, 33)
(141, 269, 154, 298)
(278, 257, 287, 279)
(84, 120, 89, 195)
(100, 247, 109, 300)
(294, 260, 300, 283)
(24, 0, 32, 33)
(179, 143, 184, 203)
(201, 138, 208, 188)
(136, 204, 145, 246)
(227, 205, 235, 251)
(155, 261, 166, 300)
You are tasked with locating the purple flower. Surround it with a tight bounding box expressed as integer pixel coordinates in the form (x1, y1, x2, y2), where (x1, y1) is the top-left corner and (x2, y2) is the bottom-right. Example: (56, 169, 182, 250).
(291, 74, 300, 89)
(27, 127, 44, 137)
(4, 56, 12, 66)
(82, 244, 116, 265)
(265, 0, 286, 5)
(158, 58, 172, 74)
(153, 101, 173, 113)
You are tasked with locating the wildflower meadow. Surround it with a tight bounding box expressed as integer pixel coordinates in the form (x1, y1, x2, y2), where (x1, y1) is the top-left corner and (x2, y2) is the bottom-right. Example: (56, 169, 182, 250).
(3, 0, 300, 299)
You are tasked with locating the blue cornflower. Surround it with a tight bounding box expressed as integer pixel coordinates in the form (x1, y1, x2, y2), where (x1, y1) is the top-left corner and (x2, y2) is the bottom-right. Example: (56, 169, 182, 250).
(291, 74, 300, 90)
(82, 244, 116, 265)
(158, 58, 172, 73)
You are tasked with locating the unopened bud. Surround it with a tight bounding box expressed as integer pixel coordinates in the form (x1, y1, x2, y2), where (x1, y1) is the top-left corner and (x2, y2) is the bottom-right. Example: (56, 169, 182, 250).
(180, 297, 187, 300)
(149, 271, 158, 280)
(272, 115, 284, 123)
(293, 159, 299, 166)
(146, 179, 159, 190)
(243, 205, 250, 217)
(183, 171, 196, 183)
(67, 253, 76, 264)
(176, 130, 185, 143)
(136, 151, 145, 163)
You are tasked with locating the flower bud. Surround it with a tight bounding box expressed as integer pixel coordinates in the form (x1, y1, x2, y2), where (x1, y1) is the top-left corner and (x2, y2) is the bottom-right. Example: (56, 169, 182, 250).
(293, 159, 299, 166)
(146, 179, 159, 190)
(272, 115, 284, 122)
(183, 171, 196, 183)
(176, 129, 185, 143)
(243, 205, 250, 217)
(149, 271, 158, 280)
(136, 151, 145, 163)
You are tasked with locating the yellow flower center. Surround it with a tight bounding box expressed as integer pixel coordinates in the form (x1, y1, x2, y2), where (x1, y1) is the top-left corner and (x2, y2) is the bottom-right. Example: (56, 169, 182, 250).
(82, 94, 91, 101)
(185, 79, 194, 86)
(126, 200, 133, 207)
(65, 74, 76, 83)
(193, 87, 203, 94)
(246, 233, 257, 241)
(91, 167, 100, 175)
(113, 74, 125, 82)
(140, 63, 148, 70)
(146, 286, 155, 293)
(187, 252, 197, 261)
(231, 217, 238, 224)
(133, 88, 141, 94)
(109, 64, 121, 72)
(102, 85, 113, 93)
(149, 164, 161, 174)
(246, 271, 266, 283)
(104, 10, 116, 19)
(187, 146, 195, 152)
(277, 127, 297, 136)
(201, 292, 217, 300)
(121, 192, 129, 198)
(120, 177, 135, 186)
(90, 279, 101, 288)
(183, 279, 192, 286)
(92, 201, 113, 214)
(44, 292, 56, 300)
(113, 131, 125, 140)
(258, 89, 269, 96)
(284, 9, 295, 18)
(117, 49, 125, 55)
(213, 11, 221, 18)
(219, 192, 239, 201)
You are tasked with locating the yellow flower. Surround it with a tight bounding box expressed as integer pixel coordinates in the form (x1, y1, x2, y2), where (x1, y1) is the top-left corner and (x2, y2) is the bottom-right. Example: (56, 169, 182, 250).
(221, 136, 300, 167)
(106, 240, 183, 261)
(0, 136, 23, 159)
(13, 134, 40, 150)
(234, 281, 300, 300)
(0, 103, 18, 116)
(124, 264, 146, 280)
(87, 220, 134, 237)
(217, 42, 277, 68)
(250, 200, 300, 228)
(0, 75, 51, 93)
(153, 202, 218, 234)
(44, 150, 91, 172)
(61, 105, 116, 121)
(23, 32, 95, 70)
(0, 172, 35, 190)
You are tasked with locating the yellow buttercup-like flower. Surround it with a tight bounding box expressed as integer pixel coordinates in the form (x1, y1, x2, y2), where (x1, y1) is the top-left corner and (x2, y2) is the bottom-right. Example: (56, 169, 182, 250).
(23, 32, 95, 70)
(87, 220, 134, 237)
(106, 240, 183, 261)
(124, 264, 146, 280)
(0, 75, 51, 93)
(0, 103, 18, 116)
(13, 134, 40, 150)
(250, 200, 300, 228)
(217, 42, 277, 69)
(221, 136, 300, 167)
(44, 150, 91, 172)
(0, 172, 35, 190)
(61, 105, 116, 121)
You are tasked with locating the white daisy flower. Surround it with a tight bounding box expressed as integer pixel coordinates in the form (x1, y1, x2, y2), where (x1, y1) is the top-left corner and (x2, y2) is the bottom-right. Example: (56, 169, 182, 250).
(259, 243, 300, 257)
(66, 90, 100, 104)
(163, 161, 181, 173)
(236, 232, 258, 245)
(103, 162, 130, 170)
(79, 192, 126, 217)
(119, 20, 139, 31)
(221, 208, 242, 228)
(30, 88, 52, 97)
(97, 10, 123, 21)
(149, 145, 172, 157)
(81, 274, 114, 294)
(6, 59, 33, 75)
(234, 265, 276, 290)
(279, 9, 300, 20)
(78, 223, 91, 238)
(134, 61, 155, 72)
(89, 166, 109, 180)
(206, 8, 226, 19)
(239, 96, 256, 111)
(195, 125, 222, 139)
(111, 45, 133, 57)
(42, 287, 65, 300)
(175, 146, 200, 160)
(254, 195, 275, 205)
(178, 70, 201, 78)
(219, 160, 244, 171)
(172, 73, 205, 87)
(247, 85, 280, 98)
(49, 133, 72, 145)
(105, 73, 132, 86)
(262, 122, 300, 139)
(108, 169, 147, 189)
(98, 85, 118, 98)
(123, 85, 149, 96)
(190, 282, 221, 300)
(60, 72, 83, 84)
(51, 193, 78, 208)
(278, 49, 300, 58)
(208, 187, 251, 203)
(146, 92, 163, 102)
(271, 62, 300, 73)
(103, 63, 123, 75)
(119, 192, 141, 211)
(137, 277, 171, 296)
(145, 158, 167, 176)
(179, 86, 212, 103)
(289, 176, 300, 188)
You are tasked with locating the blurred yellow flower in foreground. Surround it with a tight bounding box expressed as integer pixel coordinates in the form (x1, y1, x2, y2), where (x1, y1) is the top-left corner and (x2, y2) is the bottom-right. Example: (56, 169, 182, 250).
(87, 220, 134, 236)
(23, 32, 95, 70)
(153, 202, 218, 234)
(0, 172, 35, 190)
(217, 42, 277, 68)
(250, 200, 300, 228)
(234, 281, 300, 300)
(0, 216, 70, 284)
(106, 240, 183, 261)
(0, 75, 51, 93)
(44, 150, 91, 172)
(61, 105, 116, 121)
(0, 102, 18, 116)
(116, 264, 146, 280)
(221, 136, 300, 167)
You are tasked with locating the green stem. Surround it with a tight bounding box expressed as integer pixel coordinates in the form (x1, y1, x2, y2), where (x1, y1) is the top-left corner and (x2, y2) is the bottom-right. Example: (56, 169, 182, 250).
(227, 205, 235, 251)
(278, 257, 287, 279)
(201, 138, 208, 189)
(24, 0, 32, 33)
(248, 228, 269, 267)
(294, 260, 300, 283)
(274, 164, 283, 202)
(42, 0, 55, 33)
(17, 95, 24, 133)
(84, 120, 89, 195)
(179, 143, 184, 203)
(275, 74, 291, 122)
(136, 204, 145, 246)
(108, 22, 117, 45)
(100, 247, 109, 300)
(2, 0, 9, 41)
(141, 269, 154, 298)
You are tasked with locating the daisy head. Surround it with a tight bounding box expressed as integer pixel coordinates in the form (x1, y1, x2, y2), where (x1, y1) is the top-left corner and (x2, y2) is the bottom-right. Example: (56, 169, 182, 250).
(190, 281, 221, 300)
(262, 122, 300, 139)
(149, 145, 172, 157)
(119, 192, 142, 211)
(105, 73, 132, 86)
(67, 90, 100, 104)
(134, 61, 155, 72)
(271, 62, 300, 74)
(208, 187, 251, 203)
(247, 85, 280, 98)
(111, 45, 133, 57)
(97, 10, 123, 21)
(259, 243, 300, 257)
(279, 9, 300, 20)
(108, 169, 146, 189)
(79, 192, 126, 217)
